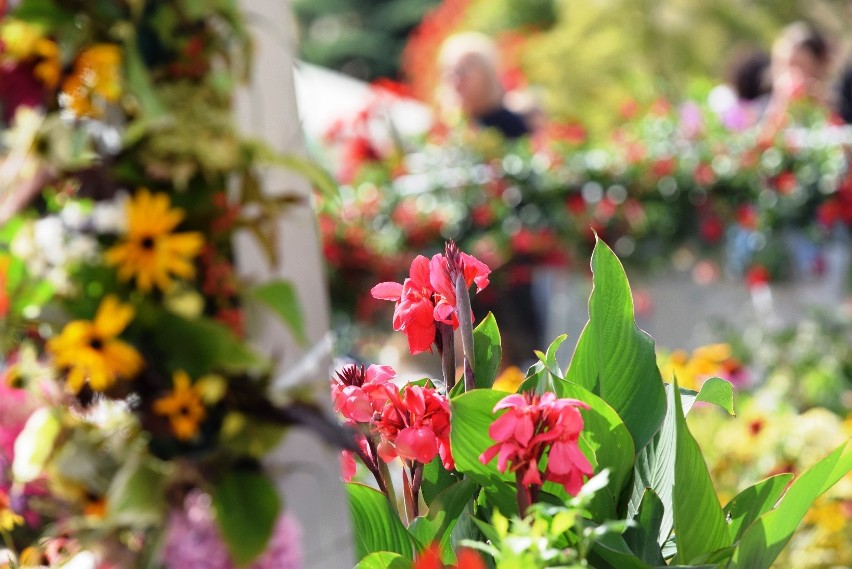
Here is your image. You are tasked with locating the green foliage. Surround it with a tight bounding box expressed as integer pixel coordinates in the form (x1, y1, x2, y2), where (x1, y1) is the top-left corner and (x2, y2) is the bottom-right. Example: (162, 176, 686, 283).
(105, 443, 170, 526)
(723, 474, 794, 542)
(566, 237, 667, 453)
(449, 389, 518, 515)
(623, 490, 665, 566)
(249, 280, 308, 345)
(408, 478, 478, 558)
(473, 312, 502, 389)
(671, 379, 732, 563)
(212, 470, 281, 566)
(152, 312, 269, 377)
(347, 483, 416, 560)
(355, 552, 410, 569)
(293, 0, 441, 80)
(730, 442, 852, 569)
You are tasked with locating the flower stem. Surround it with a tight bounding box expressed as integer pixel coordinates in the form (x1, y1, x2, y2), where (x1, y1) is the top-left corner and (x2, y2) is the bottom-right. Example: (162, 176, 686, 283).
(357, 437, 386, 492)
(377, 455, 399, 515)
(411, 462, 423, 518)
(438, 322, 456, 391)
(515, 471, 531, 518)
(454, 276, 476, 391)
(402, 465, 414, 524)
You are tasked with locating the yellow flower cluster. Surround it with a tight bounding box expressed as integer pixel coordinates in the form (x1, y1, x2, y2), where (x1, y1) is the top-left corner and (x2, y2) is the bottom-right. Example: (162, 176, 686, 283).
(658, 343, 741, 391)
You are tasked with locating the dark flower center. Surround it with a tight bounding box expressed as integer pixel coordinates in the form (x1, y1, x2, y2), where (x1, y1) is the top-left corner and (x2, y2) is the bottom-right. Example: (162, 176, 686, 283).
(89, 337, 104, 351)
(178, 404, 192, 417)
(140, 236, 156, 250)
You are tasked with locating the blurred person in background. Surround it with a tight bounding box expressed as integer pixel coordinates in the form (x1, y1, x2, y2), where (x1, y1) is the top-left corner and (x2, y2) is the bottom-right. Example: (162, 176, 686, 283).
(709, 49, 772, 130)
(764, 22, 832, 127)
(438, 32, 531, 139)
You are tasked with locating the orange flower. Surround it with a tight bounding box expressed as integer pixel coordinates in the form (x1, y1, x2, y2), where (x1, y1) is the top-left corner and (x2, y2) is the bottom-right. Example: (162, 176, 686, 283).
(154, 370, 206, 440)
(60, 44, 122, 117)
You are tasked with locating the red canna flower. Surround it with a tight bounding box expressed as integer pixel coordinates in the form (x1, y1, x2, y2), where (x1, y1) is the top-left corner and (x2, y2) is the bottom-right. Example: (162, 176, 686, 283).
(371, 245, 490, 355)
(374, 384, 454, 470)
(372, 255, 438, 354)
(331, 363, 396, 423)
(480, 392, 593, 498)
(413, 544, 486, 569)
(429, 242, 490, 327)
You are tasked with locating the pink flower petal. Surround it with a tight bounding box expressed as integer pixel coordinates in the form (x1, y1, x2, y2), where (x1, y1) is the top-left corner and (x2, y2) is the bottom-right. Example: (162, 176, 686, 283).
(395, 426, 438, 464)
(371, 281, 403, 301)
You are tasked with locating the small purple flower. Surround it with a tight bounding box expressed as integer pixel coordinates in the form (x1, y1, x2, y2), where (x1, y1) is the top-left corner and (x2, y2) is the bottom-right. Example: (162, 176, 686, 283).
(162, 490, 303, 569)
(161, 490, 233, 569)
(250, 514, 302, 569)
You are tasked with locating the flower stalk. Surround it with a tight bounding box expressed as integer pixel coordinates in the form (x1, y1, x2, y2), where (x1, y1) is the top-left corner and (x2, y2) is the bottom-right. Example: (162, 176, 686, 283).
(437, 321, 456, 391)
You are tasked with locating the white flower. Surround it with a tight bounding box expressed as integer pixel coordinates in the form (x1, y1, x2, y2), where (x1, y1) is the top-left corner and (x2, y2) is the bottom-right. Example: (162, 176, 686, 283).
(92, 191, 128, 233)
(59, 200, 88, 231)
(33, 216, 67, 266)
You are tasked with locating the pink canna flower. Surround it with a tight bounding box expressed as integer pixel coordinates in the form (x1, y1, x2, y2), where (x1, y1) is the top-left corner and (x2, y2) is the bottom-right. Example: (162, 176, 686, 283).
(330, 364, 395, 423)
(371, 244, 491, 355)
(480, 391, 593, 498)
(374, 385, 453, 470)
(372, 255, 438, 354)
(429, 242, 491, 327)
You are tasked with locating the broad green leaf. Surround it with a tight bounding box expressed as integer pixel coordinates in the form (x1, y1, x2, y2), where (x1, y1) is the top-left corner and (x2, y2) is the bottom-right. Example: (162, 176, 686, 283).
(347, 483, 414, 560)
(723, 473, 793, 541)
(472, 313, 502, 388)
(627, 384, 676, 546)
(693, 377, 735, 415)
(627, 379, 724, 548)
(551, 380, 634, 519)
(355, 552, 410, 569)
(213, 470, 281, 566)
(249, 280, 307, 345)
(154, 312, 268, 376)
(450, 389, 522, 516)
(590, 532, 652, 569)
(624, 489, 665, 566)
(565, 238, 666, 452)
(408, 478, 478, 560)
(106, 447, 170, 526)
(729, 442, 852, 569)
(421, 456, 462, 505)
(672, 378, 731, 564)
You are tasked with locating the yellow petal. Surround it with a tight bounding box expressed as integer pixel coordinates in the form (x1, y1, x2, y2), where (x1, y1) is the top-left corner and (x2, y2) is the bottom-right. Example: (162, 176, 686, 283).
(93, 295, 135, 338)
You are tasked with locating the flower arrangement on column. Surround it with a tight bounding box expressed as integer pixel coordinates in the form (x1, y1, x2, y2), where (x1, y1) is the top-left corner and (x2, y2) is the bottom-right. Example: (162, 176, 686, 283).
(335, 237, 851, 568)
(0, 1, 345, 567)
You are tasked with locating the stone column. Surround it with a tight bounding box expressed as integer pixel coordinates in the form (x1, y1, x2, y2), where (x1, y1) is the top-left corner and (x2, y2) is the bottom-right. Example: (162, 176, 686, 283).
(234, 2, 353, 567)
